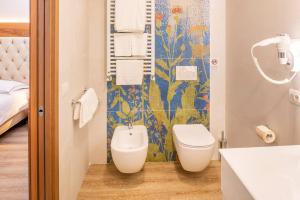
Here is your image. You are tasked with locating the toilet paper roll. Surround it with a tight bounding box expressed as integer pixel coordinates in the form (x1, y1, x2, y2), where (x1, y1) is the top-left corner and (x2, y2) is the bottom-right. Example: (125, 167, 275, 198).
(256, 125, 276, 144)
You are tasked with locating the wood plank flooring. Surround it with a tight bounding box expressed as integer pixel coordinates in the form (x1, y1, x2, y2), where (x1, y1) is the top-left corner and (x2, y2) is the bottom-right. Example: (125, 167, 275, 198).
(78, 161, 221, 200)
(0, 123, 28, 200)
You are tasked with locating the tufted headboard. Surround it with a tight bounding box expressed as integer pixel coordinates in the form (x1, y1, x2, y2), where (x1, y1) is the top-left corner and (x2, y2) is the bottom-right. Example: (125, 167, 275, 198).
(0, 37, 29, 84)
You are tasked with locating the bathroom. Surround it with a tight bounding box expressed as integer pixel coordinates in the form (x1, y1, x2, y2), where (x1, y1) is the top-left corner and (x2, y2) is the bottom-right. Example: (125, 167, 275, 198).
(57, 0, 300, 200)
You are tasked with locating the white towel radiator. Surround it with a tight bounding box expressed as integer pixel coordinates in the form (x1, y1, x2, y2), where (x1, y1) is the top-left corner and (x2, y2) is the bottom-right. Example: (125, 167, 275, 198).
(106, 0, 155, 81)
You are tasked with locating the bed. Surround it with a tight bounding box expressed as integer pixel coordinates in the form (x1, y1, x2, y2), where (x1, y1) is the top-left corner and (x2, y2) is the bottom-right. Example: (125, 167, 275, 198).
(0, 37, 29, 135)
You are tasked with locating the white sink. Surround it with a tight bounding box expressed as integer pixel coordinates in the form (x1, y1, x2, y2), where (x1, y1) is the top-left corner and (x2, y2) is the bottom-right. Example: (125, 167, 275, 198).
(220, 146, 300, 200)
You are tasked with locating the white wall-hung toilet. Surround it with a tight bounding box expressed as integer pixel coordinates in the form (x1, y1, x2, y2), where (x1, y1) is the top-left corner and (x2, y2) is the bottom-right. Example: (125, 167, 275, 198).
(111, 125, 148, 173)
(173, 124, 215, 172)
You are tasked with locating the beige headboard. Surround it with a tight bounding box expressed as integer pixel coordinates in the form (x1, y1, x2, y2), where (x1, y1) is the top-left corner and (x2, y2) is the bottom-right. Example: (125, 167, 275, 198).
(0, 37, 29, 84)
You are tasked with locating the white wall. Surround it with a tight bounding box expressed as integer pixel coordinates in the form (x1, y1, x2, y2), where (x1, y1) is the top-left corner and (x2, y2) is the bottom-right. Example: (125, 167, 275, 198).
(59, 0, 90, 199)
(0, 0, 29, 22)
(226, 0, 300, 148)
(210, 0, 226, 159)
(292, 77, 300, 144)
(88, 0, 107, 164)
(59, 0, 108, 198)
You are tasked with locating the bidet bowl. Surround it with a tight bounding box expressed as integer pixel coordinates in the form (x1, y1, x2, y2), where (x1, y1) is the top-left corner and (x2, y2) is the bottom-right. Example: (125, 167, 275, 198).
(111, 125, 148, 173)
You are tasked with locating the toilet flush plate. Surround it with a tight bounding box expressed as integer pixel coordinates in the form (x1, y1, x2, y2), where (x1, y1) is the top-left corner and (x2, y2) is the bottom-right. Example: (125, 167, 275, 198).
(176, 66, 198, 81)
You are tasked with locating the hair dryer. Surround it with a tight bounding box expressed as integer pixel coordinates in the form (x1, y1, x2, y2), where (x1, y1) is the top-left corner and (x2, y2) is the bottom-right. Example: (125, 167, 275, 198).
(251, 34, 300, 85)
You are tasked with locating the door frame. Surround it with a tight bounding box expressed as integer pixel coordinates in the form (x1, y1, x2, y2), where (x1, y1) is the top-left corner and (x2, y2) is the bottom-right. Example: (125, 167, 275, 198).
(30, 0, 59, 199)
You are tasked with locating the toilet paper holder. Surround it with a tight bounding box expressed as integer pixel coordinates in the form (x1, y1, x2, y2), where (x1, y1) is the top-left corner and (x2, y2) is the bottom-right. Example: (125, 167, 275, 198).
(71, 88, 88, 106)
(256, 125, 276, 144)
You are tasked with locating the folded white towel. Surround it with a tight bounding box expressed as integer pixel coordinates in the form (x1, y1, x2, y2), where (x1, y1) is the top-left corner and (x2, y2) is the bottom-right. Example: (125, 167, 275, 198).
(116, 60, 144, 85)
(132, 33, 147, 57)
(114, 33, 147, 57)
(114, 34, 132, 57)
(115, 0, 146, 32)
(0, 80, 29, 94)
(78, 88, 99, 128)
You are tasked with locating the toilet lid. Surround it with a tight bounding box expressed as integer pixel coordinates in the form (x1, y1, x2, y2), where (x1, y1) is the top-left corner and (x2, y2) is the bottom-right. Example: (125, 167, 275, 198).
(173, 124, 215, 147)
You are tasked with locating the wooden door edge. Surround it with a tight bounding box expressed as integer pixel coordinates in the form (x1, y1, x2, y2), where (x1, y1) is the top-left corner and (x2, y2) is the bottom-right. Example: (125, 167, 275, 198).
(30, 0, 59, 199)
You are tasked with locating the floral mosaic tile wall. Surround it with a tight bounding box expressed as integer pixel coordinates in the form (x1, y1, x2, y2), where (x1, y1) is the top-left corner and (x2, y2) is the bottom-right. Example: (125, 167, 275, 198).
(107, 0, 210, 162)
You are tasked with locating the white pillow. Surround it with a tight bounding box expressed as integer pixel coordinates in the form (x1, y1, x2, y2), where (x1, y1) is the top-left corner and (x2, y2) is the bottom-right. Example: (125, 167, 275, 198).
(0, 80, 29, 94)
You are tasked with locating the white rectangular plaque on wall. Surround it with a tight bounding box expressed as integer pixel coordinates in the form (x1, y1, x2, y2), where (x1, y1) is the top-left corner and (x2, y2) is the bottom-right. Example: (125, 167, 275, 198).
(176, 66, 198, 81)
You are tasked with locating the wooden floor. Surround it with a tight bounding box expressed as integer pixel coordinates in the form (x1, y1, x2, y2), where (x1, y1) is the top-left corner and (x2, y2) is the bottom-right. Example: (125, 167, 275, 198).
(0, 123, 28, 200)
(78, 161, 221, 200)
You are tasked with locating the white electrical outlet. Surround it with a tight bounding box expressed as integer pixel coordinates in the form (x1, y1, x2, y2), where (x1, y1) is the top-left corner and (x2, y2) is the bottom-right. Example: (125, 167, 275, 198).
(289, 89, 300, 106)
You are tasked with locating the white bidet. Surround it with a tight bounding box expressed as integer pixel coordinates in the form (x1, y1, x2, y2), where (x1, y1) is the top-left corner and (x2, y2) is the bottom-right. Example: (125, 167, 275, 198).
(111, 125, 148, 173)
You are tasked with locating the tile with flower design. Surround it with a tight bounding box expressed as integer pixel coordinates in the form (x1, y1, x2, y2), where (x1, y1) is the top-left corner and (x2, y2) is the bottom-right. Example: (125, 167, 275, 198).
(107, 0, 210, 162)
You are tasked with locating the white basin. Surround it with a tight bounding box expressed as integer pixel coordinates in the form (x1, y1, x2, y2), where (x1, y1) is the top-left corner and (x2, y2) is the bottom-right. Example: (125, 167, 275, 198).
(111, 125, 148, 173)
(220, 146, 300, 200)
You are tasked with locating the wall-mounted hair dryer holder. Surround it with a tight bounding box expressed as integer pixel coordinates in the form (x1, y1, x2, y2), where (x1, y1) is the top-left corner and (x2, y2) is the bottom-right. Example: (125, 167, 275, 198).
(251, 34, 300, 85)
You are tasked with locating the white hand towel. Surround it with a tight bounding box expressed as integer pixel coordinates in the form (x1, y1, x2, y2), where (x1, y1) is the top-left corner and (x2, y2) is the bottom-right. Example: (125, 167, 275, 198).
(116, 60, 144, 85)
(114, 34, 132, 57)
(132, 33, 147, 57)
(115, 0, 146, 32)
(78, 88, 99, 128)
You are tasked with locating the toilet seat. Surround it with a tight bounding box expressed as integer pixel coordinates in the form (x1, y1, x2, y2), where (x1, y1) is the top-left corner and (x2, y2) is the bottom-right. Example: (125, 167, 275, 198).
(173, 124, 215, 148)
(177, 141, 214, 148)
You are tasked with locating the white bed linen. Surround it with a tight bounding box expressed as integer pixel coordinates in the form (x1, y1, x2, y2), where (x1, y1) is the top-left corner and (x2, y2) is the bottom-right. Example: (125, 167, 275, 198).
(0, 89, 29, 125)
(0, 80, 29, 94)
